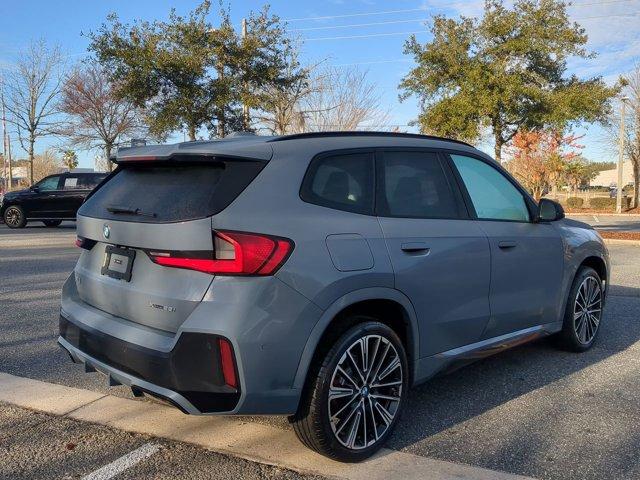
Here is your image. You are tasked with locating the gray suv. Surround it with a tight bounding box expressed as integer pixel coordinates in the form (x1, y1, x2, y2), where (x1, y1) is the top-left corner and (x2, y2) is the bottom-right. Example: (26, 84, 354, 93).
(58, 132, 609, 461)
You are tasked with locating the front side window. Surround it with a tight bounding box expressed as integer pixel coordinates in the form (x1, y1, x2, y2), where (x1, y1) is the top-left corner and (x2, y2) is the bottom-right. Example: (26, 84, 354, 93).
(378, 151, 460, 218)
(36, 175, 60, 191)
(301, 152, 374, 215)
(451, 154, 530, 222)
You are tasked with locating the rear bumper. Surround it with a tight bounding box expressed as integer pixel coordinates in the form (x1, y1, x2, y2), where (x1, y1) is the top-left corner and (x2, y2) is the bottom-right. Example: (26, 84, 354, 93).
(58, 315, 240, 414)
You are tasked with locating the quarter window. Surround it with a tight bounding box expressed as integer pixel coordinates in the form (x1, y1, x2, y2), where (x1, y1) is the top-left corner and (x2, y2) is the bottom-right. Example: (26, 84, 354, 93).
(451, 154, 529, 222)
(378, 151, 460, 218)
(301, 152, 374, 215)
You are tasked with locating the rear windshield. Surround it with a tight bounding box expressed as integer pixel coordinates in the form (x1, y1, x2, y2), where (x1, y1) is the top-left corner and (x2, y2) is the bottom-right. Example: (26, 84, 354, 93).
(78, 160, 265, 223)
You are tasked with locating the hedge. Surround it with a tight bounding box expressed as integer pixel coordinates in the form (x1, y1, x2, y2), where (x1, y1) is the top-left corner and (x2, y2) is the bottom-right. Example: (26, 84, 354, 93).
(566, 197, 584, 208)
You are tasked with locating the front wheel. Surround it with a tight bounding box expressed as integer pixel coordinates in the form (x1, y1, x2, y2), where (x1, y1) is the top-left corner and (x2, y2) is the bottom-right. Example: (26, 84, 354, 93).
(3, 206, 27, 228)
(291, 319, 408, 462)
(557, 266, 604, 352)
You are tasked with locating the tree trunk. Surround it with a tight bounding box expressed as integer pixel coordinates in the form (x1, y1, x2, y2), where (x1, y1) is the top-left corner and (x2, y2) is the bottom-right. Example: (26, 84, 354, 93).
(188, 124, 196, 141)
(28, 136, 35, 185)
(632, 159, 639, 209)
(105, 143, 113, 172)
(493, 125, 504, 164)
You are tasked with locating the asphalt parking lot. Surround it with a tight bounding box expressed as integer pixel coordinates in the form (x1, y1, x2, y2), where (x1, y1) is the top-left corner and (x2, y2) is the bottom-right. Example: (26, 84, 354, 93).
(1, 222, 639, 480)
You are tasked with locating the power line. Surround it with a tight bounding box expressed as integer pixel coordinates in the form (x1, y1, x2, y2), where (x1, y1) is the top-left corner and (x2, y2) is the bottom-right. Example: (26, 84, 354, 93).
(307, 30, 427, 41)
(291, 18, 429, 32)
(284, 7, 427, 22)
(285, 0, 638, 23)
(304, 12, 640, 41)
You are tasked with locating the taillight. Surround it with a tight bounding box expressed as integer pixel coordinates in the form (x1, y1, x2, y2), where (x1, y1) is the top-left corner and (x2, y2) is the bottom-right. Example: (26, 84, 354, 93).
(218, 338, 238, 389)
(147, 230, 293, 276)
(75, 236, 97, 250)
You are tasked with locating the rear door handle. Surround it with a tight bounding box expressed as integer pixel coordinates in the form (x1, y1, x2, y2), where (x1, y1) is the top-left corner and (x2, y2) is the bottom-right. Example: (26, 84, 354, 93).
(401, 242, 430, 255)
(498, 241, 517, 249)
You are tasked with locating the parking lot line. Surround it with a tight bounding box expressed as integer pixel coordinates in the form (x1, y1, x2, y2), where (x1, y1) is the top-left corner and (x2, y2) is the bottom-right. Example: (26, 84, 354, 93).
(81, 443, 161, 480)
(0, 371, 534, 480)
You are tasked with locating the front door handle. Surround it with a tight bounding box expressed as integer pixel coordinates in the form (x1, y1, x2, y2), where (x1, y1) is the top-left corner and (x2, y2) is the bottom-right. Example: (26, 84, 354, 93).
(401, 242, 430, 255)
(498, 241, 517, 249)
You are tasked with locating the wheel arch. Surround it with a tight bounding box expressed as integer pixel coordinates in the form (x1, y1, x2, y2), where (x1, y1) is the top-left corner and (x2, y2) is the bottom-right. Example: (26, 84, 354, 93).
(292, 288, 420, 394)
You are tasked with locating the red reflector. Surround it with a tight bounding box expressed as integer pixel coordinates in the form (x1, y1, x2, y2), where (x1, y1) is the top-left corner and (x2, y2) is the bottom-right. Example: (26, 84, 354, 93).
(218, 338, 237, 389)
(75, 236, 96, 250)
(148, 231, 293, 276)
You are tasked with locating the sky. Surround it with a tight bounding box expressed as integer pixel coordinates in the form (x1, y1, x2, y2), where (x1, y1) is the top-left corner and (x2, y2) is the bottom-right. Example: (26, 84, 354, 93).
(0, 0, 639, 169)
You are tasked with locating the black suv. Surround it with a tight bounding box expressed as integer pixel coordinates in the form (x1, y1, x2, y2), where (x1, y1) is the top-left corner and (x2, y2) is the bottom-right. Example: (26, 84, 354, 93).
(1, 172, 107, 228)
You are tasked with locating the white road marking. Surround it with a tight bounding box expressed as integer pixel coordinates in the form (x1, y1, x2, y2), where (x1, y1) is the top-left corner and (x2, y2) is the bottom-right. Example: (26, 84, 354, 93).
(593, 215, 599, 223)
(81, 443, 161, 480)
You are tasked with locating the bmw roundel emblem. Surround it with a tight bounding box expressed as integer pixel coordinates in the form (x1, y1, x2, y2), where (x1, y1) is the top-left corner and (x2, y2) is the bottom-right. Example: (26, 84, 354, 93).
(103, 224, 110, 239)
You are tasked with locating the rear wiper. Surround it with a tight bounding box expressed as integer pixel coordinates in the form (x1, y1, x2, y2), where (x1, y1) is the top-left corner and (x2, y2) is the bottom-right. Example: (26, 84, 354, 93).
(106, 205, 157, 218)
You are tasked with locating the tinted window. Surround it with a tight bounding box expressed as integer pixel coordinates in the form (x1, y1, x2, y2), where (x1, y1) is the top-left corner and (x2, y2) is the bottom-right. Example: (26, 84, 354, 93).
(451, 154, 529, 222)
(77, 174, 104, 189)
(37, 175, 60, 191)
(378, 151, 460, 218)
(301, 152, 374, 215)
(79, 161, 265, 223)
(63, 176, 80, 190)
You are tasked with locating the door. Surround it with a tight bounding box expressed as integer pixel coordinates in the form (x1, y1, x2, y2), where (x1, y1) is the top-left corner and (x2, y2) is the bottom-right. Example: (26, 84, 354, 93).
(449, 154, 564, 338)
(24, 174, 62, 217)
(58, 174, 90, 217)
(376, 150, 492, 357)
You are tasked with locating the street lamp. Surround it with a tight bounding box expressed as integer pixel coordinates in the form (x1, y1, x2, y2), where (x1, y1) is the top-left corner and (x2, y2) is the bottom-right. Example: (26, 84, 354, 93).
(617, 96, 629, 213)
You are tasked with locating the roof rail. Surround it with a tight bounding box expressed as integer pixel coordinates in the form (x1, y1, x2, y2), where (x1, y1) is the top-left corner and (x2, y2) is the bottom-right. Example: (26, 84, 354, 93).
(267, 131, 473, 147)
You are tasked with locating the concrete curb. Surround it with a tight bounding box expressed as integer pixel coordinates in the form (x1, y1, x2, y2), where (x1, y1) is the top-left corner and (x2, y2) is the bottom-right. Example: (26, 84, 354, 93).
(602, 238, 640, 246)
(0, 372, 535, 480)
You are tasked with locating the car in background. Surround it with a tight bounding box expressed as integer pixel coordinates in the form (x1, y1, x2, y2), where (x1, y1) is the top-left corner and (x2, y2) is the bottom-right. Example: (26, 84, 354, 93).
(1, 171, 108, 228)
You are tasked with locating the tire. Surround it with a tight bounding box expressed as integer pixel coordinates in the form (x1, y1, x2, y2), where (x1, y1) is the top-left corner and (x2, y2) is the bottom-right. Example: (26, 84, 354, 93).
(3, 206, 27, 229)
(42, 220, 62, 227)
(291, 318, 408, 462)
(557, 266, 604, 352)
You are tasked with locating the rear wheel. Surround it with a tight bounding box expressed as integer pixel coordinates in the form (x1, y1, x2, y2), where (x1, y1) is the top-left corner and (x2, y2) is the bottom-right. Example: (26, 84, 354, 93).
(557, 266, 603, 352)
(42, 220, 62, 227)
(3, 206, 26, 228)
(291, 319, 408, 462)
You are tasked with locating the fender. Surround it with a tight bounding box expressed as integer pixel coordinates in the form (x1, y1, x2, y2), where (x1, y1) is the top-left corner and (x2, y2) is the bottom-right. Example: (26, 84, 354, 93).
(292, 286, 420, 391)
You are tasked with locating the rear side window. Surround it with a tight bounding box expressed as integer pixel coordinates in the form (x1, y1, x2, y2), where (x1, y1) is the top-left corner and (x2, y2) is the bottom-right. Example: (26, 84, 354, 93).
(77, 174, 105, 189)
(63, 176, 79, 190)
(378, 151, 460, 218)
(78, 160, 265, 223)
(300, 152, 374, 215)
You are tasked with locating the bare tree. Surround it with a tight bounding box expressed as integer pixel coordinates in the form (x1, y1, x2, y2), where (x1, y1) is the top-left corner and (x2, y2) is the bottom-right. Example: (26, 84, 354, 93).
(605, 65, 640, 208)
(4, 40, 64, 185)
(257, 66, 390, 134)
(58, 60, 145, 171)
(296, 67, 390, 132)
(256, 62, 316, 135)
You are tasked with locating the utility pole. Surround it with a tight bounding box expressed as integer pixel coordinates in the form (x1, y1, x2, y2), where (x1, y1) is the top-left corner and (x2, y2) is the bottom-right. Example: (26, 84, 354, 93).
(617, 97, 628, 213)
(1, 89, 12, 191)
(241, 18, 250, 131)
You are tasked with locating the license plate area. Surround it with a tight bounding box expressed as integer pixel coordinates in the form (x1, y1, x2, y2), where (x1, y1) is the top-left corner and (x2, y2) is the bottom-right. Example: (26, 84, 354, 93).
(101, 245, 136, 282)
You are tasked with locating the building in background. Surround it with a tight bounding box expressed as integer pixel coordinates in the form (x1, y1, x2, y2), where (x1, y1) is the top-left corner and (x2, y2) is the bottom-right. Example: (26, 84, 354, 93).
(591, 161, 634, 187)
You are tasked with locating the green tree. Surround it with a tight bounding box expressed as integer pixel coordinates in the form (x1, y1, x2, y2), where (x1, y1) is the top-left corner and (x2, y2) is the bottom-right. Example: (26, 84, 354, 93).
(87, 2, 302, 140)
(61, 149, 78, 170)
(400, 0, 617, 163)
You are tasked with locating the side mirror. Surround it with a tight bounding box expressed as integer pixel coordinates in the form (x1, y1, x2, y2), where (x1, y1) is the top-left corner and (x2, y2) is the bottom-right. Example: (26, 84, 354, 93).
(538, 198, 564, 222)
(30, 185, 39, 192)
